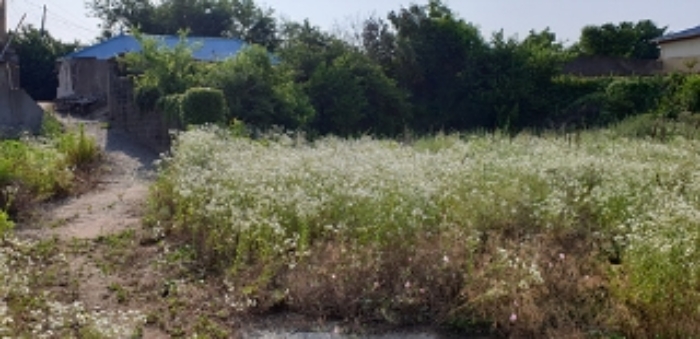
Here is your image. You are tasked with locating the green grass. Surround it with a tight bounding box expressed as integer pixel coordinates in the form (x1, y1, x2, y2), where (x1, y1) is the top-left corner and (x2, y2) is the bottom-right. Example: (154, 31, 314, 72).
(0, 115, 100, 220)
(148, 124, 700, 337)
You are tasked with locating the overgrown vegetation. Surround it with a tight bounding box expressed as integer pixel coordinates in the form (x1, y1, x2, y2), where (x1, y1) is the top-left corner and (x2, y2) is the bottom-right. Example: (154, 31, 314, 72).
(0, 111, 100, 221)
(116, 1, 685, 138)
(148, 120, 700, 337)
(11, 0, 700, 337)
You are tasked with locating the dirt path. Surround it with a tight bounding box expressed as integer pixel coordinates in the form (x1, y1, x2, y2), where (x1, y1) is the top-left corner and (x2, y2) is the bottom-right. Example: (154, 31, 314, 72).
(23, 112, 158, 240)
(13, 111, 171, 338)
(11, 111, 466, 338)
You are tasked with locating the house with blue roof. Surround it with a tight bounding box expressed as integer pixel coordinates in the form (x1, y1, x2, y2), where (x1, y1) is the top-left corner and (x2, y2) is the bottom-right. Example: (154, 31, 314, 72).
(56, 34, 246, 101)
(652, 25, 700, 72)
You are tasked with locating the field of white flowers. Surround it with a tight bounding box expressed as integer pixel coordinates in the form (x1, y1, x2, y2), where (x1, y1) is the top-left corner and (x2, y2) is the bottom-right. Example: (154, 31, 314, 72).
(149, 126, 700, 337)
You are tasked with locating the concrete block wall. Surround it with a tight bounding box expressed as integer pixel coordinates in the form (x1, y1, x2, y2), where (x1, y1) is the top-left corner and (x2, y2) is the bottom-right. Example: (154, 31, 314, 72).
(108, 74, 175, 153)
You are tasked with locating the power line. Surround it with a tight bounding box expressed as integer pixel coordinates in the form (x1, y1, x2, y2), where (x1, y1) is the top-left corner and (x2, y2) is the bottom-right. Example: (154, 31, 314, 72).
(16, 0, 99, 34)
(10, 0, 99, 41)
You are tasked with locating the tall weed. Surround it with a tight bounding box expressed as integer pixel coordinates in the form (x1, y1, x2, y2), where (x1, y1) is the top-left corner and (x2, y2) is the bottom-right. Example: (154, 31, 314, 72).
(56, 124, 99, 169)
(149, 126, 700, 336)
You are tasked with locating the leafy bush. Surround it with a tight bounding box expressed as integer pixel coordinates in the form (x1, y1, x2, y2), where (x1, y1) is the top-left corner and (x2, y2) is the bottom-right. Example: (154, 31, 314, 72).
(307, 51, 410, 136)
(604, 77, 665, 121)
(180, 88, 226, 126)
(202, 45, 315, 129)
(157, 93, 185, 127)
(134, 83, 163, 112)
(678, 74, 700, 113)
(150, 126, 700, 336)
(121, 31, 202, 112)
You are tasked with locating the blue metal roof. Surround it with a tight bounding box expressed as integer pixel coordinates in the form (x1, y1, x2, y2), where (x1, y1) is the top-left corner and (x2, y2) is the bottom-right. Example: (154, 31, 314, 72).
(653, 25, 700, 43)
(62, 34, 246, 61)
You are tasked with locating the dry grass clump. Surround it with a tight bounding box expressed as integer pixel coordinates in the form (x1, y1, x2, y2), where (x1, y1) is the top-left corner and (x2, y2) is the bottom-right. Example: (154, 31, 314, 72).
(149, 127, 700, 337)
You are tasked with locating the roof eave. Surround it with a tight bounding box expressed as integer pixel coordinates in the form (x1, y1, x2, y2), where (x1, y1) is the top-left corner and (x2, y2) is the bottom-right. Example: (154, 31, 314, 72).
(654, 34, 700, 45)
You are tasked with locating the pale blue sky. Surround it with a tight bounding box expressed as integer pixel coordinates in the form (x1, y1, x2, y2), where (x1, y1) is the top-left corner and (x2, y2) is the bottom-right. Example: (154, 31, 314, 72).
(7, 0, 700, 44)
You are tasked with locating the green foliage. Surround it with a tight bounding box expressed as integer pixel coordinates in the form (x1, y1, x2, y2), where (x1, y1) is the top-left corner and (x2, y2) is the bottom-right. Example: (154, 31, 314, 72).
(0, 210, 13, 238)
(99, 1, 681, 135)
(577, 20, 667, 59)
(134, 83, 163, 112)
(202, 45, 314, 129)
(40, 110, 65, 138)
(0, 139, 73, 216)
(157, 93, 185, 126)
(121, 30, 202, 106)
(56, 124, 100, 170)
(307, 51, 410, 136)
(181, 88, 226, 125)
(12, 25, 79, 100)
(677, 74, 700, 113)
(485, 29, 570, 130)
(604, 77, 665, 121)
(89, 0, 279, 50)
(386, 1, 491, 131)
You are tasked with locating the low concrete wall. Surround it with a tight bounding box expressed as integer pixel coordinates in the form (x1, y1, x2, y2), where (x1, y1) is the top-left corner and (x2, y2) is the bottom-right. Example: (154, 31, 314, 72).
(661, 57, 700, 73)
(107, 71, 175, 153)
(0, 63, 43, 136)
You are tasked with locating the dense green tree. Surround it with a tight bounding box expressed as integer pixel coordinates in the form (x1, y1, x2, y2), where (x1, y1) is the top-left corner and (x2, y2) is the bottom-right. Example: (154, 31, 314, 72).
(577, 20, 666, 59)
(382, 0, 491, 131)
(201, 45, 315, 129)
(277, 20, 409, 136)
(307, 51, 409, 136)
(12, 26, 79, 100)
(89, 0, 278, 50)
(485, 29, 570, 129)
(277, 20, 348, 82)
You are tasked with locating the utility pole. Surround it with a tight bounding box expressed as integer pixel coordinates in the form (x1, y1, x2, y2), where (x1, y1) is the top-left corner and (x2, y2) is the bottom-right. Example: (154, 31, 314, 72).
(40, 5, 47, 37)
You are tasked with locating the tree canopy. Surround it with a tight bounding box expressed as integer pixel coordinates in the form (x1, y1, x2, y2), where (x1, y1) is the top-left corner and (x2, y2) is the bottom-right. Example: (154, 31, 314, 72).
(12, 25, 79, 100)
(88, 0, 278, 49)
(576, 20, 666, 59)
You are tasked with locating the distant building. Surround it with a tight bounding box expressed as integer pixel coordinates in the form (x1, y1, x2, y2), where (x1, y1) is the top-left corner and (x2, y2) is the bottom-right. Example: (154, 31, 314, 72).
(55, 34, 246, 151)
(653, 25, 700, 73)
(56, 34, 246, 102)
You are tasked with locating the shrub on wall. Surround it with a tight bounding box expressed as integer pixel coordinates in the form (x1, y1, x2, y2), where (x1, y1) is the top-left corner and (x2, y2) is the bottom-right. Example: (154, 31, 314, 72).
(135, 83, 163, 112)
(157, 94, 185, 127)
(181, 87, 226, 126)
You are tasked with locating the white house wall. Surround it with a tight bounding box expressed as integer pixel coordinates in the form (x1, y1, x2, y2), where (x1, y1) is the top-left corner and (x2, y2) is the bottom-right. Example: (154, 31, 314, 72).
(660, 38, 700, 59)
(659, 38, 700, 72)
